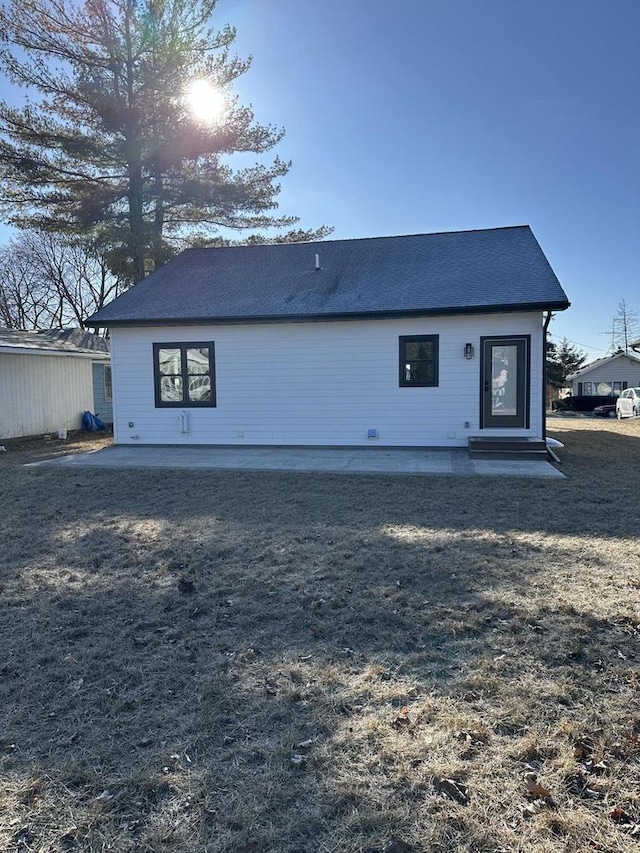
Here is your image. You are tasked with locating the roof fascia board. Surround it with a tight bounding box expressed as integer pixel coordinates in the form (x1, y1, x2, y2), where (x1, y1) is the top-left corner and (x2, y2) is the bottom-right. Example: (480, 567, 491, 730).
(0, 346, 109, 359)
(85, 301, 571, 329)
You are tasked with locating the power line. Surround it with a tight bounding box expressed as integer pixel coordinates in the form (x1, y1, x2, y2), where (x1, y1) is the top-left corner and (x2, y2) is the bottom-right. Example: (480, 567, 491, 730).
(547, 331, 607, 352)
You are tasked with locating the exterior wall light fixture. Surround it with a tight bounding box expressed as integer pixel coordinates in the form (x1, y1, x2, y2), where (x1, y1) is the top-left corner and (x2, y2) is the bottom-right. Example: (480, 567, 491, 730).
(464, 343, 475, 360)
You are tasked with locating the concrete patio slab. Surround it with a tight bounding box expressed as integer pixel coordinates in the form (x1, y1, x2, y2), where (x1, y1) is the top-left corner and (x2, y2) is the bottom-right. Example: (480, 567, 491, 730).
(30, 445, 565, 478)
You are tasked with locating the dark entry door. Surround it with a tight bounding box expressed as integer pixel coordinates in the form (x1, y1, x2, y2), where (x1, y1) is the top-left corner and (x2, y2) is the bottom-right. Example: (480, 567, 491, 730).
(481, 336, 530, 429)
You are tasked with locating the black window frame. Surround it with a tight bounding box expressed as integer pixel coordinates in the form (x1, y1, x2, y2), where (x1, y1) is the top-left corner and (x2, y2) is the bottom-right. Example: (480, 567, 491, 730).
(153, 342, 217, 408)
(399, 334, 439, 387)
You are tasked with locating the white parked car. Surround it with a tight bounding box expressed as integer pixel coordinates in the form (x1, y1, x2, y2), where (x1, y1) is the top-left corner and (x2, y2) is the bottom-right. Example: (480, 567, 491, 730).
(616, 387, 640, 418)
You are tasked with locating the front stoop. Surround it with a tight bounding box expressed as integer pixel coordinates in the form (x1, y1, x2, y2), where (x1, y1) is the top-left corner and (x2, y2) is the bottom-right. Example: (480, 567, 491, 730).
(468, 436, 549, 461)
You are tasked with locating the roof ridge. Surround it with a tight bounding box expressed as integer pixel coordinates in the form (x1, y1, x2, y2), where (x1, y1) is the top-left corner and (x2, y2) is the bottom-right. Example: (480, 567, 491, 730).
(180, 225, 533, 253)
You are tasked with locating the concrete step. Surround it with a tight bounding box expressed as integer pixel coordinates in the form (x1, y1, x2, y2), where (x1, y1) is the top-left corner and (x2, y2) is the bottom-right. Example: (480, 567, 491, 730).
(469, 449, 549, 461)
(468, 436, 547, 453)
(468, 436, 549, 461)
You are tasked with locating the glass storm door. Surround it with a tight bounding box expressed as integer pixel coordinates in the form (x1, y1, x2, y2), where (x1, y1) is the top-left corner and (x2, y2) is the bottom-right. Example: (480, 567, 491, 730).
(481, 336, 530, 428)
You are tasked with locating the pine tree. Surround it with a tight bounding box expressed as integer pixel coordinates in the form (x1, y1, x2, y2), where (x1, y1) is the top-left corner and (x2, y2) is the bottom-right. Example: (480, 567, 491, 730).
(546, 337, 587, 396)
(0, 0, 330, 282)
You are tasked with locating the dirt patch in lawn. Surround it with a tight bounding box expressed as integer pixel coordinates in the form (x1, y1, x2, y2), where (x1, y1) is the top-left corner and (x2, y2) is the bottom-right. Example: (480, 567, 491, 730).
(0, 420, 638, 852)
(1, 430, 112, 464)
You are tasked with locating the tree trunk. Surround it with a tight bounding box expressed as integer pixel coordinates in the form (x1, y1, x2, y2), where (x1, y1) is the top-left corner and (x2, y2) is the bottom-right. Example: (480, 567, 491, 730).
(125, 0, 146, 283)
(152, 168, 165, 272)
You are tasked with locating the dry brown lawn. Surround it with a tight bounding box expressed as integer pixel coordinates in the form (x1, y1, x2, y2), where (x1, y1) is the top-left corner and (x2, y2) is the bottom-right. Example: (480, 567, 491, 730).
(0, 420, 639, 853)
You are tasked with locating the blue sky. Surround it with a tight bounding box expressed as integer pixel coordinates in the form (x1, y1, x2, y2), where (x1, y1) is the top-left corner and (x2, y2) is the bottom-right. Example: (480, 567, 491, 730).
(220, 0, 640, 359)
(1, 0, 638, 359)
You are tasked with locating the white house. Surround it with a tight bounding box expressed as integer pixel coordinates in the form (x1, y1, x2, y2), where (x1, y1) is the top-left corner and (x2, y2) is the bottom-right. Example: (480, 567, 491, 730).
(85, 226, 570, 448)
(0, 329, 110, 439)
(566, 351, 640, 398)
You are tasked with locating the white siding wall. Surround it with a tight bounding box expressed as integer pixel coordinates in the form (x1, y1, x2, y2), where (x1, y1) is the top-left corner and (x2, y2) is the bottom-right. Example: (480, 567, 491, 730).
(571, 356, 640, 395)
(111, 312, 544, 447)
(0, 353, 96, 439)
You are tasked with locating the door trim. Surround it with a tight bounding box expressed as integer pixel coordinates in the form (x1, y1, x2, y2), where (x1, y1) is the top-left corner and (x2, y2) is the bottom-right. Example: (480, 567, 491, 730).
(479, 335, 531, 429)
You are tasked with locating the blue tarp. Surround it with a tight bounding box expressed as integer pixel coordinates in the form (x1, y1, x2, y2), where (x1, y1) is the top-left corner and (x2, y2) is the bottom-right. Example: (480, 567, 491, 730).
(82, 411, 108, 432)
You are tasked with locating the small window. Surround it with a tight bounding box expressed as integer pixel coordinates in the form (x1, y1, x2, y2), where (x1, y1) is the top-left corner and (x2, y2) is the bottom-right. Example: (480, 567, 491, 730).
(153, 342, 216, 408)
(583, 381, 593, 396)
(104, 365, 113, 402)
(399, 335, 439, 387)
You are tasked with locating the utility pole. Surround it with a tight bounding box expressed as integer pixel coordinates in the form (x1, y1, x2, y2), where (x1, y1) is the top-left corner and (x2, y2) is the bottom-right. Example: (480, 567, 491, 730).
(604, 300, 639, 353)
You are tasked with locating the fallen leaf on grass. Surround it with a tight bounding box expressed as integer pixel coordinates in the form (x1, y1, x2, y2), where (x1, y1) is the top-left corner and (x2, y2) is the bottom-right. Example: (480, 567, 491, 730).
(391, 707, 411, 730)
(610, 808, 640, 836)
(434, 776, 469, 804)
(454, 728, 486, 742)
(610, 806, 635, 825)
(524, 772, 553, 801)
(573, 741, 592, 761)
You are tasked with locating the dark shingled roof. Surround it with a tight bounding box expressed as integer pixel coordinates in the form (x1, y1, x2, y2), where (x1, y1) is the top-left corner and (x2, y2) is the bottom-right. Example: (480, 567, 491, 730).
(0, 328, 110, 354)
(86, 226, 570, 327)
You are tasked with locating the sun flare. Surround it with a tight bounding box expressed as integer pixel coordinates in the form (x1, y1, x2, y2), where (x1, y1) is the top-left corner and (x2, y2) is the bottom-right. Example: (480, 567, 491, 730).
(185, 79, 226, 124)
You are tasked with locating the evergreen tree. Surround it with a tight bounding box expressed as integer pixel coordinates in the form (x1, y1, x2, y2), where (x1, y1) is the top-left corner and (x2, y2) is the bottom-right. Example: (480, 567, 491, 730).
(0, 0, 330, 282)
(546, 337, 587, 396)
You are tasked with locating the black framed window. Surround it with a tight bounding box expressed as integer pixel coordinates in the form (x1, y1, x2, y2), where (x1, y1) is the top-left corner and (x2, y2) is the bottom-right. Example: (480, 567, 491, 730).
(153, 342, 216, 407)
(399, 335, 439, 387)
(104, 365, 113, 402)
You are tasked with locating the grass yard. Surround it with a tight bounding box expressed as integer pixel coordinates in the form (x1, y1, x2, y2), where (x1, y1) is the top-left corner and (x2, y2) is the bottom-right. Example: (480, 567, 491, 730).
(0, 420, 639, 853)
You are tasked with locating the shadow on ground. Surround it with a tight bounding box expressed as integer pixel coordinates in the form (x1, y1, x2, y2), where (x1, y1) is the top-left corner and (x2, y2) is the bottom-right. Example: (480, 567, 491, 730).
(0, 428, 639, 851)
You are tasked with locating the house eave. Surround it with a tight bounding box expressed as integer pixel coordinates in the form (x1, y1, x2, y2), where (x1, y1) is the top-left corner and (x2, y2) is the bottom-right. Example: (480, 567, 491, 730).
(85, 300, 571, 329)
(0, 346, 110, 360)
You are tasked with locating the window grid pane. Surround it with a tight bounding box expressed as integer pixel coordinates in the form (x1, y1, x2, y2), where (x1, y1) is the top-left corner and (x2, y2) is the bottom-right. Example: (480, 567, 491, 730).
(188, 375, 211, 402)
(160, 376, 183, 402)
(158, 348, 182, 375)
(187, 348, 210, 375)
(404, 360, 435, 383)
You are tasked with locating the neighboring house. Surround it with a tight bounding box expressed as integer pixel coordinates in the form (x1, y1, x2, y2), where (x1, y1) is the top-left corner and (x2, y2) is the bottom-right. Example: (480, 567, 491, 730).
(0, 329, 111, 440)
(92, 360, 113, 425)
(566, 352, 640, 397)
(85, 226, 570, 448)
